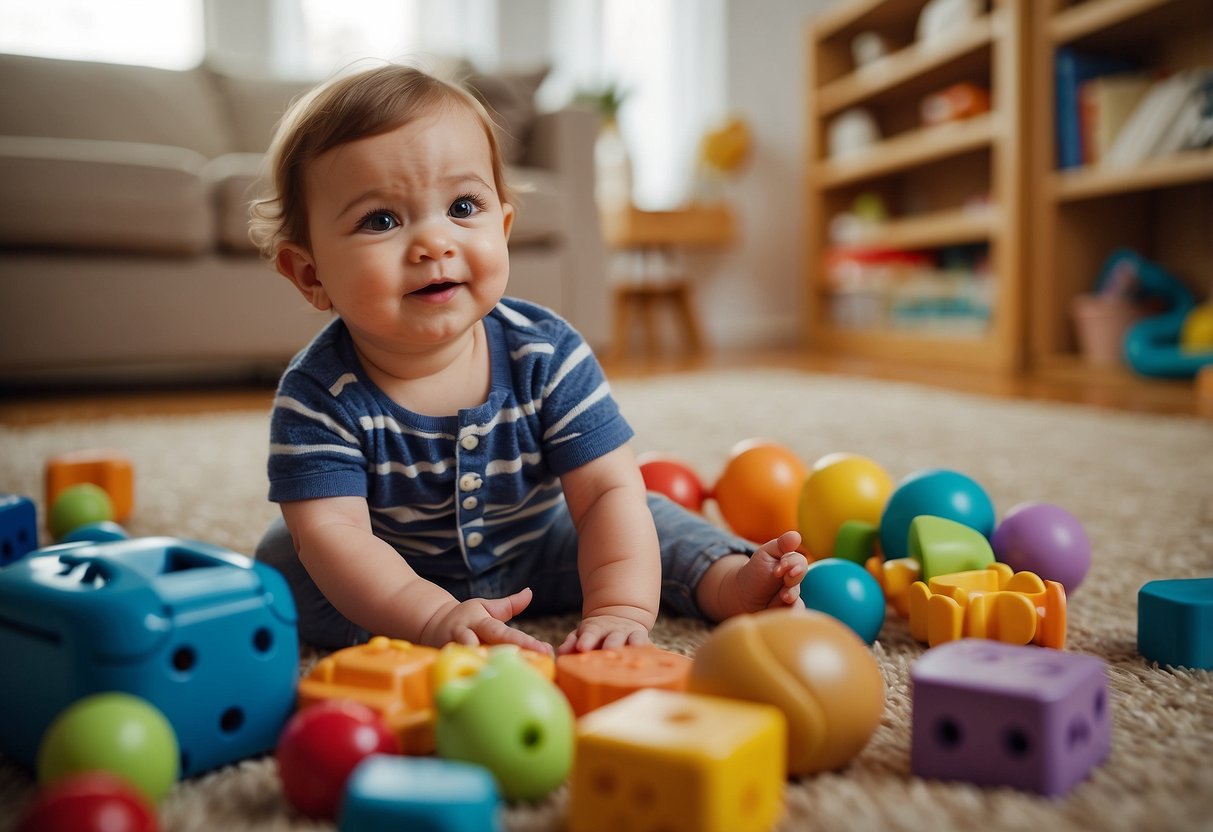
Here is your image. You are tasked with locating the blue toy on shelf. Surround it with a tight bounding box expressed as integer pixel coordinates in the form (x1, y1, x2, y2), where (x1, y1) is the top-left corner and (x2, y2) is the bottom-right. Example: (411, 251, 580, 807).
(1098, 248, 1211, 378)
(0, 536, 298, 776)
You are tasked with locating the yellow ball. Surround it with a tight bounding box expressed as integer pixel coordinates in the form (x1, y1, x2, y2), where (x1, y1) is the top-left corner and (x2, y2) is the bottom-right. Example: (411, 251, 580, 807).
(797, 452, 893, 559)
(1180, 303, 1213, 353)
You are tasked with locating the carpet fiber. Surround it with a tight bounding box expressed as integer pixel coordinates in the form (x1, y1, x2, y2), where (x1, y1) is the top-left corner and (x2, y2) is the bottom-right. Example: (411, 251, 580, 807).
(1, 369, 1211, 831)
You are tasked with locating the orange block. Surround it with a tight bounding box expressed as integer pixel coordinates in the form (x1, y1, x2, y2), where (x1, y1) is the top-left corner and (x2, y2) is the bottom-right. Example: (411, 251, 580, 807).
(556, 645, 692, 716)
(45, 449, 134, 523)
(298, 637, 554, 754)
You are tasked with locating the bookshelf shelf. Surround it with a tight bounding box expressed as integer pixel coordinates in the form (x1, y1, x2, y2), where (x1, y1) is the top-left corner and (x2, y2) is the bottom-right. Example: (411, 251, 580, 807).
(816, 15, 996, 115)
(815, 113, 997, 186)
(1029, 0, 1212, 378)
(846, 207, 998, 249)
(1050, 148, 1213, 201)
(805, 0, 1025, 373)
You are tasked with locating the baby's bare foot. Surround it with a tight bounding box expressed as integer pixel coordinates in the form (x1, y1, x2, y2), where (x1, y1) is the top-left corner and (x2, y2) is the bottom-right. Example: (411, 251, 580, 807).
(699, 531, 809, 621)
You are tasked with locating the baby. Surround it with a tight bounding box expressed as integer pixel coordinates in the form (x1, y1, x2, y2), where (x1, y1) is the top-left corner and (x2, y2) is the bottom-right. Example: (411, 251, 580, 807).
(250, 64, 807, 655)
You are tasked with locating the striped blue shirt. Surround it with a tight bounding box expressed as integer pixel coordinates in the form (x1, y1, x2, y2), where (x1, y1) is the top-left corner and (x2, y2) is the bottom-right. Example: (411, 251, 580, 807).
(267, 298, 633, 578)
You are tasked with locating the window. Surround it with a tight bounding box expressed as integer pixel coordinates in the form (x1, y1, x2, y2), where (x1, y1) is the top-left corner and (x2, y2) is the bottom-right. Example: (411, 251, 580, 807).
(0, 0, 204, 69)
(549, 0, 727, 210)
(272, 0, 420, 79)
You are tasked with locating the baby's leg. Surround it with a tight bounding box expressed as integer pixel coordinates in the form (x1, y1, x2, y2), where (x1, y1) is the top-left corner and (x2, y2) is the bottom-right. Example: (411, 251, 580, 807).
(695, 531, 809, 622)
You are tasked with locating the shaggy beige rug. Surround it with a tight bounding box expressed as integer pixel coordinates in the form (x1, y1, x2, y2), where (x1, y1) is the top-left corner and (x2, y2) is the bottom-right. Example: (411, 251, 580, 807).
(1, 369, 1211, 832)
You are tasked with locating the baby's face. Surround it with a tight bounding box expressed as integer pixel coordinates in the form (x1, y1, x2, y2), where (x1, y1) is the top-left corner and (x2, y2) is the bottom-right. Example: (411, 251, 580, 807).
(300, 104, 514, 354)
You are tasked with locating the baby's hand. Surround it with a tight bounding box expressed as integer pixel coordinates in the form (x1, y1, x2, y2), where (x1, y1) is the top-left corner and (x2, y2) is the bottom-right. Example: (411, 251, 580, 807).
(558, 614, 652, 655)
(422, 587, 552, 655)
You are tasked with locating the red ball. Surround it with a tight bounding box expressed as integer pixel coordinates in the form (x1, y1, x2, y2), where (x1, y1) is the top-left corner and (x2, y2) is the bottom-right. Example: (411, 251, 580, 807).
(638, 454, 707, 511)
(15, 772, 157, 832)
(276, 700, 400, 819)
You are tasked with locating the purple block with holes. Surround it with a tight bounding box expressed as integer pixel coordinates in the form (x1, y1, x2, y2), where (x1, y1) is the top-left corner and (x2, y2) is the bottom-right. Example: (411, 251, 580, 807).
(911, 639, 1110, 796)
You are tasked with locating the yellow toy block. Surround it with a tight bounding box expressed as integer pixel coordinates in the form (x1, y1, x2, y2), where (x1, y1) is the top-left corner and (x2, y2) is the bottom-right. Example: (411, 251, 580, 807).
(907, 564, 1067, 649)
(298, 637, 555, 754)
(865, 554, 921, 617)
(569, 689, 786, 832)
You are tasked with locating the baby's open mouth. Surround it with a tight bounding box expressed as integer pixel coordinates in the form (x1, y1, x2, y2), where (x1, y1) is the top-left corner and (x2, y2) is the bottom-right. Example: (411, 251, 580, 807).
(410, 281, 459, 296)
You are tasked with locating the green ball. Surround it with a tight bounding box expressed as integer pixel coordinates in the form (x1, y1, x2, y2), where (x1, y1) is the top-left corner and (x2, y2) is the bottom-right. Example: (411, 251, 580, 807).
(50, 483, 114, 541)
(37, 692, 180, 804)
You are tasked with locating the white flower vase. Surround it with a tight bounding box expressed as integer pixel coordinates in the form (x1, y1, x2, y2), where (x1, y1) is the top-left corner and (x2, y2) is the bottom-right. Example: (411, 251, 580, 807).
(595, 121, 633, 212)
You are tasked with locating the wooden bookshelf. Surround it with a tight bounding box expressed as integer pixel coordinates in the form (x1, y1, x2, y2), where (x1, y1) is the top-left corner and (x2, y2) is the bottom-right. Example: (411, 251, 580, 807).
(1028, 0, 1213, 379)
(804, 0, 1028, 372)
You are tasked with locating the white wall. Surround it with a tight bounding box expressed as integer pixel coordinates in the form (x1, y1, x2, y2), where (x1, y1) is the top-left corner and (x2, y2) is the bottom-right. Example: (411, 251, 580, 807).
(697, 0, 838, 350)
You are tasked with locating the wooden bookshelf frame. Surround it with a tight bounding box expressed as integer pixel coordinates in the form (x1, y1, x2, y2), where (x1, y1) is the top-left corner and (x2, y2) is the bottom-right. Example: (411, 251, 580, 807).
(804, 0, 1028, 372)
(1028, 0, 1213, 380)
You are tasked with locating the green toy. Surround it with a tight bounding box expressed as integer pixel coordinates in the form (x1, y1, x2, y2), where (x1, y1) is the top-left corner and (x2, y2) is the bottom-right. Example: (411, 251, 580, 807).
(908, 515, 995, 581)
(434, 649, 574, 801)
(49, 483, 114, 541)
(37, 692, 180, 804)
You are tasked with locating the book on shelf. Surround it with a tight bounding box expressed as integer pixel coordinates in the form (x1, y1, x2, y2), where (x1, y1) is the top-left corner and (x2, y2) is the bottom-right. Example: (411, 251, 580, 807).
(1079, 72, 1151, 164)
(1103, 68, 1213, 168)
(1054, 47, 1137, 169)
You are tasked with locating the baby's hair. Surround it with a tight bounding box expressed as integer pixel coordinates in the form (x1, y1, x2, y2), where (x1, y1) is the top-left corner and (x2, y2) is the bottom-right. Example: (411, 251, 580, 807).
(249, 64, 513, 260)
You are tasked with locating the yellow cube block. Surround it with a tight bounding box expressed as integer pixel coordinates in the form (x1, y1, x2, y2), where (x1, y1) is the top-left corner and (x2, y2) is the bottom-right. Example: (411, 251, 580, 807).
(570, 689, 786, 832)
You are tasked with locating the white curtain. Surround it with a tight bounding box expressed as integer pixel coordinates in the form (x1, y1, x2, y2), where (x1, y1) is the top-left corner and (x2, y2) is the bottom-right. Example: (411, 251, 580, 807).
(547, 0, 727, 210)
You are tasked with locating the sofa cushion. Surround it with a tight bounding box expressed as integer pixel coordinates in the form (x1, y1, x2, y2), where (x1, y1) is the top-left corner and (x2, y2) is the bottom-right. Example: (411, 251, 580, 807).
(0, 53, 234, 159)
(465, 67, 549, 166)
(209, 69, 315, 154)
(0, 136, 213, 255)
(203, 153, 271, 253)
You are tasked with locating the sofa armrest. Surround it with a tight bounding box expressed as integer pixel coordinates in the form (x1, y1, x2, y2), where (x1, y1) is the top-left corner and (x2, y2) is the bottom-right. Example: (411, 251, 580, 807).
(0, 136, 214, 255)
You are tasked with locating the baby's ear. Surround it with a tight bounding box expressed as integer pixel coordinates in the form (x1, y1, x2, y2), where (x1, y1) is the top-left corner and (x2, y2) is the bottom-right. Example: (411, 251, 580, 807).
(501, 202, 515, 241)
(275, 242, 330, 311)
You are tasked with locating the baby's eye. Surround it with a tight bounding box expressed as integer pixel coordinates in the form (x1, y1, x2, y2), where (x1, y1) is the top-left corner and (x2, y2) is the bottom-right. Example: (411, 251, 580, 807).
(358, 210, 398, 232)
(449, 196, 483, 219)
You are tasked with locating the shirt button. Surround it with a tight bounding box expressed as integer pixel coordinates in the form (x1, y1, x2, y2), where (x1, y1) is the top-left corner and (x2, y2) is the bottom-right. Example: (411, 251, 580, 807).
(462, 496, 478, 510)
(459, 473, 480, 492)
(466, 531, 484, 547)
(460, 434, 480, 451)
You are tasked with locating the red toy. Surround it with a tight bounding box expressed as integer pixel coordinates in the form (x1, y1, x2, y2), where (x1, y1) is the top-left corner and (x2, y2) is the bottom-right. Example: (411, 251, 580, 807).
(637, 453, 707, 512)
(15, 772, 157, 832)
(713, 440, 807, 544)
(276, 700, 400, 819)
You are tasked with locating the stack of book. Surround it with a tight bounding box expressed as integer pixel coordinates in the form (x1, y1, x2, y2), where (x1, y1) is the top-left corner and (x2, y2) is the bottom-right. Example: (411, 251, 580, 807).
(1055, 47, 1212, 169)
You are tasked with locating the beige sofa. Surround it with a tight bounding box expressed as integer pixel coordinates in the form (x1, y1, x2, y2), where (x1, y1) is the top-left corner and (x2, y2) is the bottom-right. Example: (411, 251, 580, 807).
(0, 53, 608, 385)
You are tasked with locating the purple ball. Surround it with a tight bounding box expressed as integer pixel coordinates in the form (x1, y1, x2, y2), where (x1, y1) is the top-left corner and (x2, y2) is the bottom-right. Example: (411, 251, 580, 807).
(991, 502, 1091, 593)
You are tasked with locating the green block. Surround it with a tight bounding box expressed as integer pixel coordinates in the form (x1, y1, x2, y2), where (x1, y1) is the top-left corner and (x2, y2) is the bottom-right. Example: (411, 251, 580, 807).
(833, 520, 878, 564)
(908, 515, 994, 581)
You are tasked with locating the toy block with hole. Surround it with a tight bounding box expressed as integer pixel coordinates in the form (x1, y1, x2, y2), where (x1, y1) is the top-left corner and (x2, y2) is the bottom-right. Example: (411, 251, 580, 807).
(910, 639, 1110, 796)
(44, 449, 135, 524)
(339, 754, 503, 832)
(1138, 577, 1213, 670)
(569, 689, 786, 832)
(0, 494, 38, 566)
(555, 645, 693, 716)
(299, 638, 554, 755)
(907, 564, 1067, 649)
(0, 536, 298, 776)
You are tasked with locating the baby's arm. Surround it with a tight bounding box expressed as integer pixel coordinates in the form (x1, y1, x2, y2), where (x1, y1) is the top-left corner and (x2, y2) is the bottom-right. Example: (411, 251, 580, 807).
(281, 496, 550, 653)
(558, 445, 661, 654)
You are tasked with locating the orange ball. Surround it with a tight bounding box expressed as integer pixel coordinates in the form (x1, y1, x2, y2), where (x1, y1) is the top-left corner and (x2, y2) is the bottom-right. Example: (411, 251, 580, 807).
(713, 439, 807, 544)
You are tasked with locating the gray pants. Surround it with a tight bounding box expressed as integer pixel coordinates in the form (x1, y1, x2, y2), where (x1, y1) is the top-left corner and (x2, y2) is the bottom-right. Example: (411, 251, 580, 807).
(255, 493, 754, 648)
